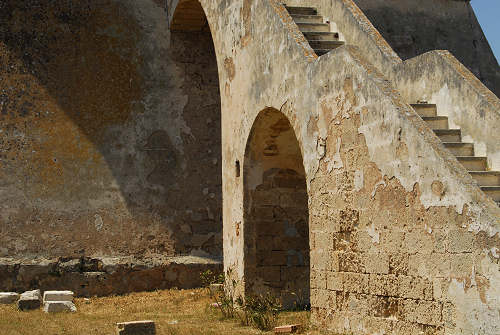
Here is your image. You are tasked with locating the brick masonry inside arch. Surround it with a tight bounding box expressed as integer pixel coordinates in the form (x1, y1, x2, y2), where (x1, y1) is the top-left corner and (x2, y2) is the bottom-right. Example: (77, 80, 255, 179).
(243, 108, 310, 309)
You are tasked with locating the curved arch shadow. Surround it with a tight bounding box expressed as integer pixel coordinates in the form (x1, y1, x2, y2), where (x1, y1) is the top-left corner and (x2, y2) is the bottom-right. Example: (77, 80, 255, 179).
(0, 0, 222, 258)
(243, 108, 310, 309)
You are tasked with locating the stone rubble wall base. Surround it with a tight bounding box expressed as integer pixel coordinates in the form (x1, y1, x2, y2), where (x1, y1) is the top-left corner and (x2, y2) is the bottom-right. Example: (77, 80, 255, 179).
(0, 256, 222, 297)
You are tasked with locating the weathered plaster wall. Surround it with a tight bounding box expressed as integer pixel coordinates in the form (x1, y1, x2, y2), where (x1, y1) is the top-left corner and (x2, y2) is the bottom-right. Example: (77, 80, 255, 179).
(204, 0, 500, 333)
(390, 50, 500, 171)
(0, 0, 222, 260)
(285, 0, 500, 174)
(353, 0, 500, 98)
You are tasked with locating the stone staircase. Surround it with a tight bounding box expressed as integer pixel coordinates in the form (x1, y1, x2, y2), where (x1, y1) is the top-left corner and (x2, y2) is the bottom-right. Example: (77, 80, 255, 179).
(284, 5, 345, 56)
(284, 5, 499, 206)
(412, 103, 500, 205)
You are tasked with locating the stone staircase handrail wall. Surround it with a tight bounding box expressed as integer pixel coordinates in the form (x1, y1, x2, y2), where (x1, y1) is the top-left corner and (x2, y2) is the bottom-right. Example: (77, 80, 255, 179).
(390, 50, 500, 170)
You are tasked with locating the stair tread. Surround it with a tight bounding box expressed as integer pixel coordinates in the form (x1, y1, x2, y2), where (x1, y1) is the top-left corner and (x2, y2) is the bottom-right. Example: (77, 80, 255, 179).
(443, 142, 473, 146)
(456, 156, 487, 160)
(303, 32, 340, 41)
(410, 103, 437, 108)
(469, 171, 500, 175)
(308, 40, 344, 44)
(291, 14, 323, 19)
(422, 116, 448, 120)
(434, 129, 460, 133)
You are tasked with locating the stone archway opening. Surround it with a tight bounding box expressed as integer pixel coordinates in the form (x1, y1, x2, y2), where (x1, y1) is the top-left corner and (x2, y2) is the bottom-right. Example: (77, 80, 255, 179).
(243, 108, 310, 309)
(170, 1, 222, 257)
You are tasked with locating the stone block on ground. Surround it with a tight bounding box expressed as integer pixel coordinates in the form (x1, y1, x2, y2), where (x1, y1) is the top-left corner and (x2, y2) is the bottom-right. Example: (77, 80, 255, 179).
(275, 324, 300, 333)
(116, 320, 156, 335)
(0, 292, 19, 304)
(43, 290, 74, 302)
(17, 289, 41, 311)
(43, 301, 77, 313)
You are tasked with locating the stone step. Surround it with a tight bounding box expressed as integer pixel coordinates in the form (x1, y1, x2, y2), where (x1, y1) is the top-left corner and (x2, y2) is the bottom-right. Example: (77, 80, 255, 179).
(481, 186, 500, 202)
(410, 103, 437, 117)
(308, 40, 345, 50)
(303, 31, 340, 41)
(456, 156, 488, 171)
(434, 129, 461, 142)
(285, 6, 318, 15)
(469, 171, 500, 187)
(422, 116, 448, 129)
(443, 142, 474, 156)
(297, 22, 330, 32)
(290, 14, 323, 24)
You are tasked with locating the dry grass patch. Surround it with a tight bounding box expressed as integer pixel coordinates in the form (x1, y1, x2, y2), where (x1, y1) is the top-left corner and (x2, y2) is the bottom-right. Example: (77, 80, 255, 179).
(0, 288, 324, 335)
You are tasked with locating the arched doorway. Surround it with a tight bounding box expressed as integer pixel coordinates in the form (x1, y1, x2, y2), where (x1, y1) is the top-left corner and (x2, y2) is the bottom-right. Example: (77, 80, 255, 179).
(170, 0, 222, 257)
(243, 108, 310, 309)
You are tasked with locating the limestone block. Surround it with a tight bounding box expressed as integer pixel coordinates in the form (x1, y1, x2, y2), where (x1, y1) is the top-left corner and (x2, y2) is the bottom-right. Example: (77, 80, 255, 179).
(326, 272, 343, 291)
(343, 272, 369, 294)
(116, 320, 156, 335)
(18, 289, 41, 311)
(43, 290, 74, 302)
(274, 324, 300, 333)
(43, 301, 77, 313)
(363, 253, 389, 274)
(0, 292, 19, 304)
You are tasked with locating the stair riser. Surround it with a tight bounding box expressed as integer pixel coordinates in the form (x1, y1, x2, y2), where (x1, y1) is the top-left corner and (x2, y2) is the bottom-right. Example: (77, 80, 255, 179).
(291, 15, 323, 24)
(457, 159, 487, 171)
(309, 40, 345, 49)
(471, 174, 500, 187)
(297, 23, 330, 32)
(483, 189, 500, 202)
(424, 119, 448, 129)
(286, 7, 317, 15)
(303, 32, 340, 41)
(444, 144, 474, 156)
(411, 105, 437, 117)
(436, 133, 461, 142)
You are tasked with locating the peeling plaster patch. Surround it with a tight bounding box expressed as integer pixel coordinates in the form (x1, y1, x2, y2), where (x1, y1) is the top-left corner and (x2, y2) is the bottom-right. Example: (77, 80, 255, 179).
(327, 138, 343, 172)
(371, 179, 386, 198)
(316, 138, 326, 160)
(447, 256, 500, 334)
(94, 214, 104, 231)
(354, 169, 364, 191)
(367, 222, 380, 244)
(424, 224, 432, 234)
(224, 57, 236, 81)
(491, 247, 499, 259)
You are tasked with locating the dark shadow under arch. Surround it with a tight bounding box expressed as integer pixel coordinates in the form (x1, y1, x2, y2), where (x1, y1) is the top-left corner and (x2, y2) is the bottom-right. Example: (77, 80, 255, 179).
(243, 108, 310, 309)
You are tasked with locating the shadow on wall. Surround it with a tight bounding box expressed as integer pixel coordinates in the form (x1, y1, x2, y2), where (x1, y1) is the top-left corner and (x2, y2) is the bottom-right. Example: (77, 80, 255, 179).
(0, 0, 222, 257)
(243, 108, 310, 309)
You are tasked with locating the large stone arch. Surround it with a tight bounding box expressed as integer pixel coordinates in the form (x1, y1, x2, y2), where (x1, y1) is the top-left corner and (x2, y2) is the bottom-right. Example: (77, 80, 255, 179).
(243, 107, 310, 309)
(168, 0, 223, 256)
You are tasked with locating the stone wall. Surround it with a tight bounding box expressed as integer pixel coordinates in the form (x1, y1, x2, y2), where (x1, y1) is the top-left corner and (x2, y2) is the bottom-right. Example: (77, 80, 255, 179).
(210, 1, 500, 333)
(352, 0, 500, 97)
(0, 0, 222, 261)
